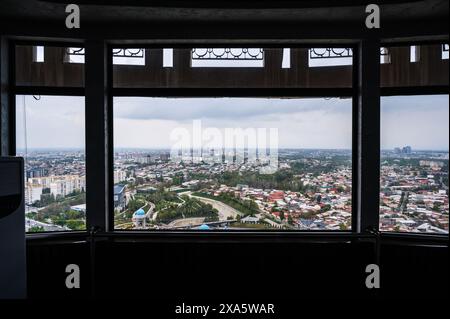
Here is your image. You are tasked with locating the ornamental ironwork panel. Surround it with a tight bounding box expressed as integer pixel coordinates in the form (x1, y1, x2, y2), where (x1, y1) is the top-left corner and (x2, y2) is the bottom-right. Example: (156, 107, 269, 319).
(309, 48, 353, 59)
(380, 47, 389, 57)
(192, 48, 264, 60)
(65, 48, 145, 58)
(112, 48, 145, 58)
(65, 47, 85, 56)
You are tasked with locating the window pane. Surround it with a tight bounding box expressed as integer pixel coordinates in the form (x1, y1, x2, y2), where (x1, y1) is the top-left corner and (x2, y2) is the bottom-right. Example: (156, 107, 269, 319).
(113, 48, 146, 65)
(33, 46, 44, 63)
(113, 47, 352, 88)
(380, 95, 449, 233)
(66, 47, 85, 64)
(308, 48, 353, 67)
(16, 95, 86, 232)
(191, 48, 264, 67)
(442, 44, 449, 60)
(114, 97, 352, 231)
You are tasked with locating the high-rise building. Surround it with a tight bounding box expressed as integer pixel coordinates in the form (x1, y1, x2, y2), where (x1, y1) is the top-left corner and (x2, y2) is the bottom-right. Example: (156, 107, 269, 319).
(27, 175, 86, 198)
(26, 168, 48, 179)
(25, 184, 43, 205)
(402, 146, 412, 154)
(114, 170, 127, 184)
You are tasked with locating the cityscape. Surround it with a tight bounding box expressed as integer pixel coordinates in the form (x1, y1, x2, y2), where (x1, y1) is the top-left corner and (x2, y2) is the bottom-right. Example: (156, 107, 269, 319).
(21, 147, 448, 233)
(21, 149, 86, 232)
(113, 148, 353, 231)
(380, 147, 448, 233)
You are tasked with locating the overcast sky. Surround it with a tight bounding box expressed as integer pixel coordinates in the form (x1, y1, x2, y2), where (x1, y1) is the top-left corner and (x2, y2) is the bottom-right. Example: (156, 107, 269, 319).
(15, 94, 448, 151)
(381, 95, 449, 151)
(113, 97, 352, 149)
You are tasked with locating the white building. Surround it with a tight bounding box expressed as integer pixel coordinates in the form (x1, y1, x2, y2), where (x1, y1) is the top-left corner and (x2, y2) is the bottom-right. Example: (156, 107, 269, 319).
(42, 175, 86, 197)
(114, 169, 127, 184)
(132, 208, 148, 228)
(25, 184, 43, 205)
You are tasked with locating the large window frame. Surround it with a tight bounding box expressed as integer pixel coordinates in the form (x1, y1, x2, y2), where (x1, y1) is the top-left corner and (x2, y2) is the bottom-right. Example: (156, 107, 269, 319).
(109, 43, 358, 233)
(7, 40, 86, 234)
(1, 38, 447, 239)
(379, 41, 449, 235)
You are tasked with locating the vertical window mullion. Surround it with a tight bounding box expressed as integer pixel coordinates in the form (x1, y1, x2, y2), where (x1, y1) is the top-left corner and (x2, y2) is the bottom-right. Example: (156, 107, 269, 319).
(357, 39, 381, 233)
(85, 40, 110, 232)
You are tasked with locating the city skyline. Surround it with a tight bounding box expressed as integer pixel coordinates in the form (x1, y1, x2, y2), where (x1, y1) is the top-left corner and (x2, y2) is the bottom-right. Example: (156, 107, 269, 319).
(381, 95, 449, 151)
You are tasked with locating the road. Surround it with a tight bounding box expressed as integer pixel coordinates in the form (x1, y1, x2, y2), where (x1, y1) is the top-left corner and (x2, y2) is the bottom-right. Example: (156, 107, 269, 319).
(25, 217, 68, 231)
(168, 217, 205, 228)
(147, 202, 155, 218)
(189, 194, 242, 221)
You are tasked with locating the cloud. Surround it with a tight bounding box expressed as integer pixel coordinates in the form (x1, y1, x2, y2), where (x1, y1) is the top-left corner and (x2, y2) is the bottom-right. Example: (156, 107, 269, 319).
(113, 97, 351, 122)
(113, 97, 353, 149)
(16, 95, 85, 149)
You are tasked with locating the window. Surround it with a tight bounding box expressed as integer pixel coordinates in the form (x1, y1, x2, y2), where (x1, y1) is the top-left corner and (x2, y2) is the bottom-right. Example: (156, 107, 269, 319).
(308, 48, 353, 67)
(380, 47, 391, 64)
(112, 47, 353, 88)
(163, 48, 173, 68)
(113, 48, 145, 65)
(281, 48, 291, 69)
(191, 48, 265, 68)
(113, 97, 352, 231)
(65, 47, 85, 64)
(410, 45, 420, 63)
(442, 44, 449, 60)
(32, 46, 44, 63)
(380, 95, 449, 234)
(16, 95, 86, 232)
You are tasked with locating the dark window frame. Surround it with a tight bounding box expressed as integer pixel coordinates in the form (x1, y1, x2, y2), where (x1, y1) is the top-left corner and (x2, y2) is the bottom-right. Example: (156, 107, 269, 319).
(378, 40, 449, 235)
(108, 43, 358, 233)
(8, 40, 86, 234)
(2, 38, 448, 239)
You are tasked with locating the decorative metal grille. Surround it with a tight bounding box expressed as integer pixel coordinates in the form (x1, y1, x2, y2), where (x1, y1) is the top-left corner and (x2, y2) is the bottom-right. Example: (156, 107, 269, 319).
(309, 48, 353, 59)
(65, 48, 145, 58)
(192, 48, 264, 61)
(65, 47, 85, 56)
(308, 47, 391, 60)
(112, 48, 145, 58)
(380, 47, 389, 56)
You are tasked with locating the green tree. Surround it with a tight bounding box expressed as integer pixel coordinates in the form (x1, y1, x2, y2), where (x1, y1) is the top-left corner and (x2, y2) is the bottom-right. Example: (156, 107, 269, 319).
(28, 226, 44, 232)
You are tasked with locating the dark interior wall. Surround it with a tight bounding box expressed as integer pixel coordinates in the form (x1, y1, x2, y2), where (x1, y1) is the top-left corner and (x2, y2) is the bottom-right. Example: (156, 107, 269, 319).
(26, 238, 448, 299)
(13, 44, 450, 91)
(2, 1, 448, 302)
(0, 38, 10, 156)
(0, 1, 448, 41)
(381, 243, 449, 298)
(381, 44, 448, 87)
(15, 46, 85, 87)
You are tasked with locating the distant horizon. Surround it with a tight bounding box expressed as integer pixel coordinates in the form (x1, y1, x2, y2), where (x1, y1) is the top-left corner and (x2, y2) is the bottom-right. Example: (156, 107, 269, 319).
(16, 147, 450, 152)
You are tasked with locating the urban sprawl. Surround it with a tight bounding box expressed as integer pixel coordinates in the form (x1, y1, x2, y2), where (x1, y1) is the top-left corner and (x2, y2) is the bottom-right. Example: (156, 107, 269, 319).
(22, 147, 448, 233)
